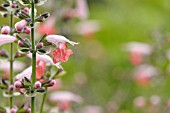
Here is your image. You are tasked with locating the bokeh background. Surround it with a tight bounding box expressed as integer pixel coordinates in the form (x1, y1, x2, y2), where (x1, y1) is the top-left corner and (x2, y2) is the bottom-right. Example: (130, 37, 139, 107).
(1, 0, 170, 113)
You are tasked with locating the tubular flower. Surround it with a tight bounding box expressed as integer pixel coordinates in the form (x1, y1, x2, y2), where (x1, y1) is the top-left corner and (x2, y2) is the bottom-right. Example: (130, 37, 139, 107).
(46, 35, 79, 63)
(0, 35, 16, 46)
(36, 60, 46, 79)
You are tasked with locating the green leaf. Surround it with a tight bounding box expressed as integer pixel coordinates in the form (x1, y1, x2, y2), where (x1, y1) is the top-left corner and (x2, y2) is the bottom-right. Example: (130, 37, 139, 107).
(17, 108, 26, 113)
(19, 48, 30, 54)
(36, 88, 46, 93)
(37, 48, 48, 55)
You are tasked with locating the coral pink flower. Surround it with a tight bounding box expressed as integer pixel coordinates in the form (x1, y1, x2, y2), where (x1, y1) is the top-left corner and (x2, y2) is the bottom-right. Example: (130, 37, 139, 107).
(36, 60, 46, 79)
(133, 64, 157, 86)
(15, 20, 28, 32)
(124, 42, 152, 65)
(0, 35, 16, 46)
(38, 15, 57, 35)
(46, 35, 79, 63)
(38, 24, 56, 35)
(53, 43, 73, 63)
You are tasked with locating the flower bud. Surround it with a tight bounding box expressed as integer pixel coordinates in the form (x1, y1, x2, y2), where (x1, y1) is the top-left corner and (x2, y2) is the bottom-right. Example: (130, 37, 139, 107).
(34, 81, 41, 89)
(11, 3, 18, 8)
(1, 26, 10, 35)
(18, 40, 24, 47)
(23, 7, 29, 13)
(37, 42, 43, 48)
(14, 81, 22, 88)
(24, 27, 31, 34)
(50, 80, 56, 86)
(26, 108, 31, 113)
(10, 108, 16, 113)
(9, 85, 14, 91)
(15, 20, 28, 32)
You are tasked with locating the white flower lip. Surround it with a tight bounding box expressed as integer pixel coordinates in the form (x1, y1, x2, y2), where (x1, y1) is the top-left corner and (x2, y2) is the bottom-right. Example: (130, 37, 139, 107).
(15, 66, 32, 81)
(46, 35, 79, 47)
(27, 53, 63, 69)
(0, 35, 16, 46)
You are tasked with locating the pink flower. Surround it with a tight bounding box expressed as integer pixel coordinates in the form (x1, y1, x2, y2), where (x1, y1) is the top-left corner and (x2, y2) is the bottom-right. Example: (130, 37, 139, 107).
(75, 0, 89, 20)
(15, 66, 32, 81)
(36, 60, 46, 79)
(133, 64, 157, 86)
(49, 91, 82, 103)
(133, 96, 146, 108)
(46, 35, 79, 63)
(52, 43, 73, 63)
(38, 24, 56, 35)
(15, 20, 28, 32)
(124, 42, 152, 65)
(1, 26, 11, 35)
(0, 35, 16, 46)
(27, 53, 63, 69)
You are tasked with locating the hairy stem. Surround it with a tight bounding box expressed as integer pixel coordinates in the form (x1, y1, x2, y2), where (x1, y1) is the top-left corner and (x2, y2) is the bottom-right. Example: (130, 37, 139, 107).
(9, 0, 14, 109)
(31, 0, 36, 113)
(40, 88, 47, 113)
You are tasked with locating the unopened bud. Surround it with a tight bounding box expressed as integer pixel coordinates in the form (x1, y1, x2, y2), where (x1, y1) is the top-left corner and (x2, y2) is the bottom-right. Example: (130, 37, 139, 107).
(9, 85, 14, 91)
(11, 3, 18, 8)
(26, 108, 31, 113)
(37, 42, 43, 48)
(15, 20, 28, 32)
(14, 81, 22, 88)
(34, 81, 41, 89)
(23, 7, 29, 13)
(1, 26, 10, 35)
(10, 108, 16, 113)
(24, 27, 31, 34)
(50, 80, 56, 86)
(18, 40, 24, 47)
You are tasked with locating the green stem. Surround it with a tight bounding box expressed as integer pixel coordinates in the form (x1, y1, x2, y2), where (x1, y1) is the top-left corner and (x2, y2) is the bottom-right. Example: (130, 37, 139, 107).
(9, 0, 14, 109)
(31, 0, 36, 113)
(40, 88, 47, 113)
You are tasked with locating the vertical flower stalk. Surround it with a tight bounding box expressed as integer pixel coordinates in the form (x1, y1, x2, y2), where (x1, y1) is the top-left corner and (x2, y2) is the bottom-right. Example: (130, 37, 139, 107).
(9, 0, 14, 109)
(31, 0, 36, 113)
(40, 88, 47, 113)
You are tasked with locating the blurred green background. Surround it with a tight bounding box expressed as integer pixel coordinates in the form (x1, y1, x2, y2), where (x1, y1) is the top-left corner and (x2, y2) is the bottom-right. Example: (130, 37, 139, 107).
(1, 0, 170, 113)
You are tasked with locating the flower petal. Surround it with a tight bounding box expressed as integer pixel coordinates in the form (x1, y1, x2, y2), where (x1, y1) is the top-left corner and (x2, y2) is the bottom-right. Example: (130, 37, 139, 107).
(46, 35, 79, 46)
(0, 35, 16, 46)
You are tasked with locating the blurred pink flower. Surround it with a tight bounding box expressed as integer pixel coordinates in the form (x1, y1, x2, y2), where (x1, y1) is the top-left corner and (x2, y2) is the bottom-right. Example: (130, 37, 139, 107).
(80, 106, 103, 113)
(75, 0, 89, 20)
(133, 64, 157, 86)
(76, 20, 100, 38)
(149, 95, 160, 106)
(0, 60, 26, 78)
(49, 91, 83, 103)
(46, 35, 79, 63)
(124, 42, 152, 65)
(133, 96, 146, 108)
(0, 35, 16, 46)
